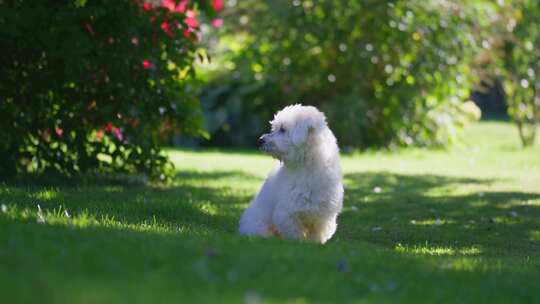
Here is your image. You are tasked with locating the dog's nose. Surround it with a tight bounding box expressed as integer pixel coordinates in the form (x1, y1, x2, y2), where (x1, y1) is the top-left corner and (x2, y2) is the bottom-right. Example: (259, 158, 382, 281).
(257, 135, 266, 146)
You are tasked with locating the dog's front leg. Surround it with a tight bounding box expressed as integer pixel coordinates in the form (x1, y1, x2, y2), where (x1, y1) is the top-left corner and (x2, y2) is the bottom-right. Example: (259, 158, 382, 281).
(303, 214, 338, 244)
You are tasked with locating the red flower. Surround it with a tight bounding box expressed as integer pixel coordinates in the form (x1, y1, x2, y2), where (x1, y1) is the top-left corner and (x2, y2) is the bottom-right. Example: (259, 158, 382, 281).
(142, 2, 153, 10)
(175, 0, 189, 13)
(212, 0, 224, 11)
(161, 0, 176, 11)
(84, 23, 95, 36)
(184, 10, 198, 28)
(161, 21, 173, 36)
(183, 29, 193, 38)
(143, 60, 154, 69)
(55, 127, 63, 137)
(105, 122, 113, 133)
(161, 0, 189, 13)
(211, 18, 223, 28)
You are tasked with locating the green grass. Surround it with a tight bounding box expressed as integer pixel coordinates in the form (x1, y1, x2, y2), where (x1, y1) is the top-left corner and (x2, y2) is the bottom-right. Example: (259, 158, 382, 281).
(1, 121, 539, 303)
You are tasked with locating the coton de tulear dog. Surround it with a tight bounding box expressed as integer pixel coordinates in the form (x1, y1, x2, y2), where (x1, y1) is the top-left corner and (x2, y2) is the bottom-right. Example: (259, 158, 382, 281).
(239, 104, 343, 244)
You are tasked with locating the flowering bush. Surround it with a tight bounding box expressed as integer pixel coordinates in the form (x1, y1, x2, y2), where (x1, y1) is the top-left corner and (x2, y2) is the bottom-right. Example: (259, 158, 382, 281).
(0, 0, 222, 179)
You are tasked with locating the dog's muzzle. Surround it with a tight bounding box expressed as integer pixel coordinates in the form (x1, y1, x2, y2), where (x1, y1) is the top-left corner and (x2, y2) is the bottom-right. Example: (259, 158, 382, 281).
(257, 134, 266, 147)
(257, 134, 275, 154)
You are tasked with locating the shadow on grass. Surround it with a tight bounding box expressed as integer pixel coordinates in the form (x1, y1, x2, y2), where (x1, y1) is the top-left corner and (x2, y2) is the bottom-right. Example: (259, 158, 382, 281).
(0, 170, 258, 235)
(339, 172, 540, 257)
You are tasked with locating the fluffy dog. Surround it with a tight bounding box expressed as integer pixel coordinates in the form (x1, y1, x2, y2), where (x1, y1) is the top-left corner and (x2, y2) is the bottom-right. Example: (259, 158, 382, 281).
(239, 104, 343, 244)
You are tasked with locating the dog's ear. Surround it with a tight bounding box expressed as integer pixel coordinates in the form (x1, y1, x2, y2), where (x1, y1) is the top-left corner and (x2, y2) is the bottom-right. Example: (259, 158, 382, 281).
(291, 120, 313, 146)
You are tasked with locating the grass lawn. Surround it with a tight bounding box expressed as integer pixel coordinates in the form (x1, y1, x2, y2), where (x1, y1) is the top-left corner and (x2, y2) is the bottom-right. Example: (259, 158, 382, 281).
(1, 121, 539, 303)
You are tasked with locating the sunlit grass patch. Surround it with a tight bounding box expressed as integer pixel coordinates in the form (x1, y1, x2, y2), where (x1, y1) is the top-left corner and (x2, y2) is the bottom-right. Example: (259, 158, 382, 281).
(31, 189, 59, 201)
(395, 243, 482, 256)
(438, 257, 504, 272)
(408, 218, 455, 226)
(197, 202, 219, 216)
(529, 230, 540, 242)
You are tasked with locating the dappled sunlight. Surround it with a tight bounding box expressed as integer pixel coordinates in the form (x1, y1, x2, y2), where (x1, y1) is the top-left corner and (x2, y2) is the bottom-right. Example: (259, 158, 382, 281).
(30, 189, 59, 201)
(395, 243, 482, 256)
(197, 202, 218, 216)
(438, 257, 504, 272)
(102, 186, 126, 193)
(343, 171, 495, 197)
(339, 170, 540, 259)
(495, 198, 540, 209)
(529, 230, 540, 242)
(409, 218, 455, 226)
(469, 200, 488, 208)
(489, 216, 521, 225)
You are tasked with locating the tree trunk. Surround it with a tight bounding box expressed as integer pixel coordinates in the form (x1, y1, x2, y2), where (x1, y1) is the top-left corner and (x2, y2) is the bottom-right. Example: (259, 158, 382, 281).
(517, 121, 537, 147)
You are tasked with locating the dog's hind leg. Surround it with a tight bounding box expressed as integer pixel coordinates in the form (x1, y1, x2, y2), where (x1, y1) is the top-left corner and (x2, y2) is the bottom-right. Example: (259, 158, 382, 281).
(305, 214, 338, 244)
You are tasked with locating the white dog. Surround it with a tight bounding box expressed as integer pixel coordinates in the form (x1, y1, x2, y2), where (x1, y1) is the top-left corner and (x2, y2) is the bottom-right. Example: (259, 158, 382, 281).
(239, 104, 343, 244)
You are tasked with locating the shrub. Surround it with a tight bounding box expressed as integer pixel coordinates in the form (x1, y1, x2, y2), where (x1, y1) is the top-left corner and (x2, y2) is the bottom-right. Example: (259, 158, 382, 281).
(0, 0, 221, 179)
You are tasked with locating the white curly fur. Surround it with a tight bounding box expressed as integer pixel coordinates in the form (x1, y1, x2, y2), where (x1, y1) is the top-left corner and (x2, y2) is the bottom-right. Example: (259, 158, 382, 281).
(238, 104, 343, 244)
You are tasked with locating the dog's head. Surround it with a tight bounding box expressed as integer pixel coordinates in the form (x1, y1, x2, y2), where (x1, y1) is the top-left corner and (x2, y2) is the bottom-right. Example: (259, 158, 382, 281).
(258, 104, 327, 163)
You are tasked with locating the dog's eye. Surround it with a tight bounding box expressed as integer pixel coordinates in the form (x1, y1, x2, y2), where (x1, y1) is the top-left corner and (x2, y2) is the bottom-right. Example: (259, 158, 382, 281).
(279, 127, 286, 133)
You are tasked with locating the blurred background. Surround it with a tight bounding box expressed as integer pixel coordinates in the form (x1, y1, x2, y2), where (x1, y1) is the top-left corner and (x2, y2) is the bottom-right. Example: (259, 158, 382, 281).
(1, 0, 538, 178)
(193, 0, 537, 150)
